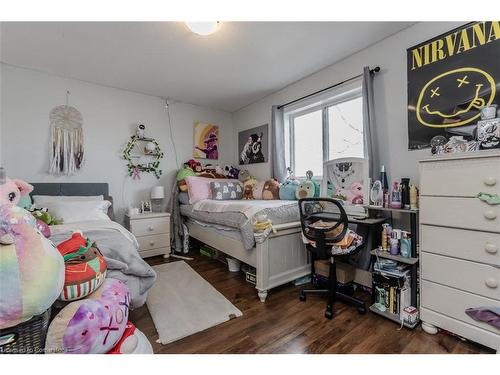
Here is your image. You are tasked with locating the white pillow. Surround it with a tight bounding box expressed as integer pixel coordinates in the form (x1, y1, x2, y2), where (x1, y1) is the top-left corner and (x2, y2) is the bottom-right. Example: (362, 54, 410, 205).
(45, 200, 112, 224)
(33, 195, 104, 207)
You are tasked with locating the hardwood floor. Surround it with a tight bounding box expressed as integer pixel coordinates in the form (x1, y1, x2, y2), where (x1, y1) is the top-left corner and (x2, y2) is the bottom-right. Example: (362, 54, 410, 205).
(130, 253, 493, 354)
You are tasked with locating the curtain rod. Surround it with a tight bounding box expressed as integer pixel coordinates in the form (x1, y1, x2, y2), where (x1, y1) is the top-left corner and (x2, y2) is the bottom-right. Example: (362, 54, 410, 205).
(277, 66, 380, 110)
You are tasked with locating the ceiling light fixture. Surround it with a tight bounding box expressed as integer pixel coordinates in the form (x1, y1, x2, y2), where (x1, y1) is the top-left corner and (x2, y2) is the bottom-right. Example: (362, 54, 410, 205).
(185, 22, 220, 36)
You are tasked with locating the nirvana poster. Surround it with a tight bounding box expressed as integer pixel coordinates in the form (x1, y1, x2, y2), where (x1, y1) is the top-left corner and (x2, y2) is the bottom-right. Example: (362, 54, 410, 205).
(407, 22, 500, 150)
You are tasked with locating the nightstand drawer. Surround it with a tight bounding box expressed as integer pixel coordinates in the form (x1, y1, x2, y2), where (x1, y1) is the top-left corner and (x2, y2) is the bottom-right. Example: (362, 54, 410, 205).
(137, 234, 170, 252)
(131, 217, 169, 236)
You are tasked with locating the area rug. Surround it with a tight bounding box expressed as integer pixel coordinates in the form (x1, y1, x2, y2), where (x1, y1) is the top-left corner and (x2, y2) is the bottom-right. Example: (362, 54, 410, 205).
(147, 261, 242, 344)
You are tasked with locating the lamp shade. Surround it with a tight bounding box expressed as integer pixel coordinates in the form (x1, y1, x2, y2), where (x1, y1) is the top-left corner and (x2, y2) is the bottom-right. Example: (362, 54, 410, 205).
(151, 186, 165, 200)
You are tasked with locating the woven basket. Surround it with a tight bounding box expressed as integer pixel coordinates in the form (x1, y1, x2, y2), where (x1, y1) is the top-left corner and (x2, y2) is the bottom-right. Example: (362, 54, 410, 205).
(0, 308, 51, 354)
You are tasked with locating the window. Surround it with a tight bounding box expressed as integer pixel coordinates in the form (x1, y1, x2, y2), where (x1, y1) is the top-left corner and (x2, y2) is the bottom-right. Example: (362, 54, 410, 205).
(285, 83, 363, 178)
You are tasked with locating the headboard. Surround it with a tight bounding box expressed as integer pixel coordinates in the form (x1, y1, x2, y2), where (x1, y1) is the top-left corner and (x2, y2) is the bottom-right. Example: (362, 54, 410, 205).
(30, 183, 115, 221)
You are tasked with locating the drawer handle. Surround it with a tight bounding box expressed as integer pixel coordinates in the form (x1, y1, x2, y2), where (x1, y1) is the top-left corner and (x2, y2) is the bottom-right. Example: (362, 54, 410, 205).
(483, 210, 497, 220)
(149, 241, 155, 247)
(485, 277, 498, 289)
(148, 226, 154, 231)
(483, 177, 497, 186)
(485, 243, 498, 254)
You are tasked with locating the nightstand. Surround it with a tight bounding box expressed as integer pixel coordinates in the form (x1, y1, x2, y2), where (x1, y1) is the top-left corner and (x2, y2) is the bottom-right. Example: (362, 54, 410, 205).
(125, 212, 171, 259)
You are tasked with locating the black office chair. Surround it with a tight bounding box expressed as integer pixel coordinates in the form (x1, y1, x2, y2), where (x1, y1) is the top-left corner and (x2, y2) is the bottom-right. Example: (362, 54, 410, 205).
(298, 197, 367, 319)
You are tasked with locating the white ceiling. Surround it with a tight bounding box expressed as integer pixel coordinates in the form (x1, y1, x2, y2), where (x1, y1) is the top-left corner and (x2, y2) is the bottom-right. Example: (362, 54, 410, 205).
(1, 22, 413, 112)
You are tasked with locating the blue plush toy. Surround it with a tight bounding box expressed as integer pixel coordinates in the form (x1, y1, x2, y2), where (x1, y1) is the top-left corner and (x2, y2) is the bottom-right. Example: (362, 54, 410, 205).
(279, 179, 300, 200)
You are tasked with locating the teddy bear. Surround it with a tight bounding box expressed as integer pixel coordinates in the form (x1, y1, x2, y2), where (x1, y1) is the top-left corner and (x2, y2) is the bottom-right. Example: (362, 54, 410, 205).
(262, 179, 281, 200)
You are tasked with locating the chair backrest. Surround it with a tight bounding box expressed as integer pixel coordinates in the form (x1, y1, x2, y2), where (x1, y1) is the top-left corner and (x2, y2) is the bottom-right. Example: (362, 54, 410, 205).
(298, 198, 349, 258)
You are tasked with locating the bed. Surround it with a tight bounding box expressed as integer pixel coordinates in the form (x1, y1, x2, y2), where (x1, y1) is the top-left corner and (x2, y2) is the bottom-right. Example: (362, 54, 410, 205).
(30, 182, 156, 308)
(178, 198, 310, 302)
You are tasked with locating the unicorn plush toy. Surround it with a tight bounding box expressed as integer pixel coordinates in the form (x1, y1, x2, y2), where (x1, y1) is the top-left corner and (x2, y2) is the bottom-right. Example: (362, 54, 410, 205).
(0, 172, 65, 329)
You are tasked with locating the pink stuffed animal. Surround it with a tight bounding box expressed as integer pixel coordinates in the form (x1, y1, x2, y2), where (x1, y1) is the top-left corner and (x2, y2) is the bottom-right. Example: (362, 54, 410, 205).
(0, 177, 33, 206)
(348, 182, 364, 204)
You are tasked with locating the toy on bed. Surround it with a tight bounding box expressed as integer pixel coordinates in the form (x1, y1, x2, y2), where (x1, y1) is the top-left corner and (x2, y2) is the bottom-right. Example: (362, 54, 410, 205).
(262, 179, 280, 200)
(242, 175, 257, 200)
(176, 165, 196, 192)
(252, 180, 266, 199)
(56, 231, 107, 301)
(46, 278, 131, 354)
(279, 178, 299, 200)
(0, 203, 65, 329)
(296, 171, 320, 199)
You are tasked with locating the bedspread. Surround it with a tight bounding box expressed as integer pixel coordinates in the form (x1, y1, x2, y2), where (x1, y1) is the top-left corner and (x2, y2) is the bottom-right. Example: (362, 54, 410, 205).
(49, 220, 157, 308)
(181, 200, 300, 250)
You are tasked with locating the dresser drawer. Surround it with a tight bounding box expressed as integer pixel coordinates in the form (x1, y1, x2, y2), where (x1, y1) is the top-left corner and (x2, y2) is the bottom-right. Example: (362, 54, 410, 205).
(420, 154, 500, 197)
(422, 280, 500, 335)
(420, 196, 499, 233)
(130, 217, 170, 237)
(421, 252, 500, 300)
(137, 233, 170, 252)
(421, 225, 500, 265)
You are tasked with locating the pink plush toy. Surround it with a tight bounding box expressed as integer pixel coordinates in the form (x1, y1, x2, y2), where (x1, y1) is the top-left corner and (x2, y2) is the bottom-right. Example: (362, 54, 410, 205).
(348, 182, 364, 205)
(0, 176, 33, 206)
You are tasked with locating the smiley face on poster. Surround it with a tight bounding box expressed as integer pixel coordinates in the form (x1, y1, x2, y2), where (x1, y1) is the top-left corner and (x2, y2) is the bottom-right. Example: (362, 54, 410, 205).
(407, 22, 500, 149)
(416, 67, 496, 128)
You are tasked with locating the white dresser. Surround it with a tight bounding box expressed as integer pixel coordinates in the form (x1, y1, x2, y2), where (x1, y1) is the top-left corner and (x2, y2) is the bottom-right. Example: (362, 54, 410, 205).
(125, 212, 171, 258)
(419, 150, 500, 351)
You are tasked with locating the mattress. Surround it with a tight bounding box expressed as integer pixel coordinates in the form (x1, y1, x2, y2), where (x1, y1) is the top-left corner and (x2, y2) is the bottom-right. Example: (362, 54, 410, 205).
(180, 199, 300, 250)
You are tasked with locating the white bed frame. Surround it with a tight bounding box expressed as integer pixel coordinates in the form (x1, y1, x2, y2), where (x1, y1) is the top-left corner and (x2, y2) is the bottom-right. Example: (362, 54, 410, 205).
(185, 220, 310, 302)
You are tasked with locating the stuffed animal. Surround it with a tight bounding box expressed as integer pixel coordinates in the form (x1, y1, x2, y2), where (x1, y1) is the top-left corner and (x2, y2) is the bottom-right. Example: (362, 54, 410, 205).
(238, 169, 250, 183)
(347, 182, 364, 204)
(243, 184, 254, 200)
(186, 159, 202, 173)
(0, 177, 33, 206)
(176, 166, 196, 192)
(0, 205, 65, 329)
(262, 179, 280, 200)
(107, 322, 153, 354)
(279, 179, 299, 200)
(46, 278, 130, 354)
(252, 181, 266, 200)
(31, 208, 63, 226)
(57, 231, 107, 301)
(296, 171, 320, 199)
(226, 166, 240, 180)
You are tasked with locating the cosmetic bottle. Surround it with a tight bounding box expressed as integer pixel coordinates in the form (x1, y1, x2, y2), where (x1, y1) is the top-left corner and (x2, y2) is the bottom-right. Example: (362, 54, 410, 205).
(381, 224, 389, 251)
(400, 231, 412, 258)
(390, 181, 401, 209)
(401, 178, 411, 210)
(410, 184, 418, 210)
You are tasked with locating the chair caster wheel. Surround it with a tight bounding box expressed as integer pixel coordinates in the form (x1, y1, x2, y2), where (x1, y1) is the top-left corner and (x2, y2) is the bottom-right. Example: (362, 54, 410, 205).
(299, 293, 306, 302)
(358, 307, 367, 314)
(325, 308, 333, 319)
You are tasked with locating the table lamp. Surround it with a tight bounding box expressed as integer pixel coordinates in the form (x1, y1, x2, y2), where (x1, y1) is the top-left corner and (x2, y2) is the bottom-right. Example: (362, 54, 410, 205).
(151, 186, 165, 213)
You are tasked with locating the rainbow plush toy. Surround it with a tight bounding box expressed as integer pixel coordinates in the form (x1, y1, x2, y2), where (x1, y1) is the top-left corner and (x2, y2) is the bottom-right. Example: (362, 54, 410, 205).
(0, 204, 65, 329)
(46, 278, 130, 354)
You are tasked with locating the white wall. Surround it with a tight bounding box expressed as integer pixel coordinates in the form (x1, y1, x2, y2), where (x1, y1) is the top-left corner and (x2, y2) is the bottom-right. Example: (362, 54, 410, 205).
(232, 22, 463, 185)
(0, 65, 234, 222)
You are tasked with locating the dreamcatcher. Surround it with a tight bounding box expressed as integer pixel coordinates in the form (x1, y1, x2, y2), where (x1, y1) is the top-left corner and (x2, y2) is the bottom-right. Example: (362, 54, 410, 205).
(49, 91, 84, 175)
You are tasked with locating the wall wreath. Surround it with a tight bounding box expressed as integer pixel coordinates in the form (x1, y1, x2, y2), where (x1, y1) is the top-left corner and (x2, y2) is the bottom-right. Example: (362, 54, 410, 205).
(122, 125, 164, 179)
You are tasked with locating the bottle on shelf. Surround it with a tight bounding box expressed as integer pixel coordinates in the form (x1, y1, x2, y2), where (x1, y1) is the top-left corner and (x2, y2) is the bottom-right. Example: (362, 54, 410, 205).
(410, 184, 418, 210)
(401, 178, 411, 210)
(390, 181, 401, 209)
(380, 165, 389, 207)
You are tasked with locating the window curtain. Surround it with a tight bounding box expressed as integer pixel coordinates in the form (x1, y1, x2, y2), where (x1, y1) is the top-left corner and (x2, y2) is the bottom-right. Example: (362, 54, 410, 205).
(362, 66, 379, 180)
(271, 105, 287, 182)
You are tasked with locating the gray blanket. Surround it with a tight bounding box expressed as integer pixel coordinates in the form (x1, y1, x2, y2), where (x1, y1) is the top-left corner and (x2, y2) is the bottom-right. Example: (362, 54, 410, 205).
(180, 202, 300, 250)
(50, 220, 156, 308)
